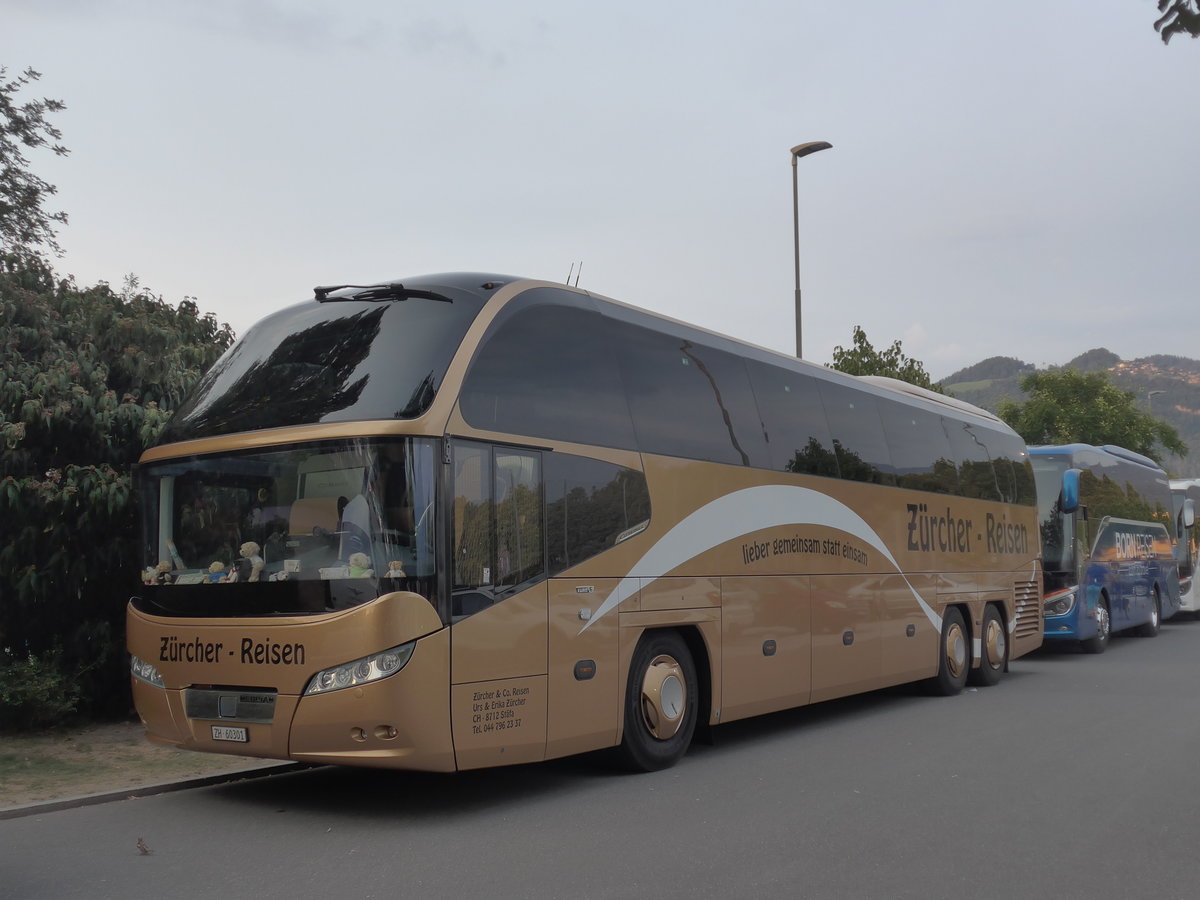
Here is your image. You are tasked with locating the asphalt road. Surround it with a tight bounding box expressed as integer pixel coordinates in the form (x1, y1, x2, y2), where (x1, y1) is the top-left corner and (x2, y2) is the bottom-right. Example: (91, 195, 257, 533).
(5, 618, 1200, 900)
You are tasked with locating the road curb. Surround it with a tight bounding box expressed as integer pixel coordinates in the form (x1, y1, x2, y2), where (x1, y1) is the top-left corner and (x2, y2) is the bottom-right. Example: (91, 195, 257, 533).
(0, 762, 314, 820)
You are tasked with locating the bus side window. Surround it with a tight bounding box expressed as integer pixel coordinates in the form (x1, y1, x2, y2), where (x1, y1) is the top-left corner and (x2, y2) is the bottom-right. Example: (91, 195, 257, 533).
(946, 420, 1001, 502)
(451, 443, 546, 617)
(816, 381, 896, 486)
(452, 444, 494, 607)
(744, 360, 838, 477)
(877, 403, 957, 495)
(494, 450, 543, 591)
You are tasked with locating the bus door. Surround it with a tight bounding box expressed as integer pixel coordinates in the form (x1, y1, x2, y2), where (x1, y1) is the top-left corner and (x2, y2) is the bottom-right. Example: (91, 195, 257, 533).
(447, 441, 549, 770)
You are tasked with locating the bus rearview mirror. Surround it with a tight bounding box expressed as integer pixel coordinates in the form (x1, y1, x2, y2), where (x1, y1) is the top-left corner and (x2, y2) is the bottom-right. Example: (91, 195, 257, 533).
(1061, 468, 1081, 514)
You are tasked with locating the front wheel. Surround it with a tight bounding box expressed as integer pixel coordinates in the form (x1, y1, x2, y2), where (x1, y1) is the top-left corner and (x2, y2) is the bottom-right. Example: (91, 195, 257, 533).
(616, 631, 698, 772)
(1135, 588, 1162, 638)
(968, 604, 1006, 687)
(929, 607, 970, 696)
(1080, 595, 1111, 654)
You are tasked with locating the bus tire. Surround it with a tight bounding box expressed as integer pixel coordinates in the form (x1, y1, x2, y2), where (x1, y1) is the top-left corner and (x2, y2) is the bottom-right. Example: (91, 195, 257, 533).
(1136, 588, 1162, 638)
(968, 604, 1006, 687)
(1080, 594, 1110, 654)
(930, 606, 970, 696)
(616, 631, 698, 772)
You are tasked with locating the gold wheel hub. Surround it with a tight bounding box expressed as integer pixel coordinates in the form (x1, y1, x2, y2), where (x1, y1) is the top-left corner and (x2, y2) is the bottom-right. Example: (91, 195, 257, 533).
(945, 623, 968, 680)
(984, 618, 1006, 668)
(639, 654, 686, 740)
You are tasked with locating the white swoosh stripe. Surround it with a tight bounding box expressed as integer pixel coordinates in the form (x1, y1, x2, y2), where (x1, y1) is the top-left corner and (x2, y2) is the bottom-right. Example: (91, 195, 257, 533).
(579, 484, 941, 633)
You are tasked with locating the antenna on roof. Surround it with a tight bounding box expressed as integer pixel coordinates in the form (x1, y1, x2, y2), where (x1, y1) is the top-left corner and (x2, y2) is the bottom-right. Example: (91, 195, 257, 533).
(573, 262, 582, 287)
(565, 262, 575, 285)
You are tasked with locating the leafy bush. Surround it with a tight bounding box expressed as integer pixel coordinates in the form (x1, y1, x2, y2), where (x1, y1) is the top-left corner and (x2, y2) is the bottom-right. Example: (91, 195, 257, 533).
(0, 649, 79, 732)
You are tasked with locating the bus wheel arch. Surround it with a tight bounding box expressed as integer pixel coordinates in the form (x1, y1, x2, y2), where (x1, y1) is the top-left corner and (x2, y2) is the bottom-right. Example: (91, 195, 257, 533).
(968, 603, 1006, 687)
(929, 604, 971, 696)
(616, 628, 701, 772)
(1081, 591, 1111, 654)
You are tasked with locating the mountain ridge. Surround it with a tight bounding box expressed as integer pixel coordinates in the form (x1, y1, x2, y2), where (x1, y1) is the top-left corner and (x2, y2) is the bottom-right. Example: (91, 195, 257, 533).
(940, 347, 1200, 477)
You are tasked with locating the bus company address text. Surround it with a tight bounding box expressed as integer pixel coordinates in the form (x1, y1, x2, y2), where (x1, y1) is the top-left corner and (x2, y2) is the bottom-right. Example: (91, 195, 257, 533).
(470, 684, 529, 735)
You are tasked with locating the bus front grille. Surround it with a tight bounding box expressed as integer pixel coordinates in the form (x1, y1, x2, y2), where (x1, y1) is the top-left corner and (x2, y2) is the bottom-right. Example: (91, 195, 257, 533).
(185, 688, 277, 724)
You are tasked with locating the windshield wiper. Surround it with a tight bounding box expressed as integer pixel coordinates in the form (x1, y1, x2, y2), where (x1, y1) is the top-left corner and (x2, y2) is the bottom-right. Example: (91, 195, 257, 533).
(313, 283, 452, 303)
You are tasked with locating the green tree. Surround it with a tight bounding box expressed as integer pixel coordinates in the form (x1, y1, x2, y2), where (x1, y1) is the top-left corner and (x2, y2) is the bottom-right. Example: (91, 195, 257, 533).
(828, 325, 945, 394)
(1156, 1, 1200, 43)
(0, 67, 68, 264)
(0, 269, 234, 727)
(0, 70, 235, 728)
(997, 368, 1187, 464)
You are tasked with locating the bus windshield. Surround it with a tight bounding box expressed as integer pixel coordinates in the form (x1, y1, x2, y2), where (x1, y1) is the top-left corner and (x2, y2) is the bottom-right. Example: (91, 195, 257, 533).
(161, 291, 485, 442)
(136, 437, 438, 618)
(1031, 453, 1075, 575)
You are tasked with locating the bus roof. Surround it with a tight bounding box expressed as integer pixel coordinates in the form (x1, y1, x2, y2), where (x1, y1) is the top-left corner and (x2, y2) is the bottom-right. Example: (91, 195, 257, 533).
(1028, 443, 1164, 473)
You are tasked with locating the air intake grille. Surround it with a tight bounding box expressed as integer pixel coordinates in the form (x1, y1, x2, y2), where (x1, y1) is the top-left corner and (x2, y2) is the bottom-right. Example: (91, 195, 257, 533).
(1012, 579, 1042, 638)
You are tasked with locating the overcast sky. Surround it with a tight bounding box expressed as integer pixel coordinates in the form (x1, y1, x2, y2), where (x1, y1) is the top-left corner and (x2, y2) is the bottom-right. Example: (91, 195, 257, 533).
(4, 1, 1198, 380)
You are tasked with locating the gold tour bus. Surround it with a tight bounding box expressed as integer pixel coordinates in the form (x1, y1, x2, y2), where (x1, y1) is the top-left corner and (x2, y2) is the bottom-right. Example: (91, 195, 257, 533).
(128, 273, 1042, 772)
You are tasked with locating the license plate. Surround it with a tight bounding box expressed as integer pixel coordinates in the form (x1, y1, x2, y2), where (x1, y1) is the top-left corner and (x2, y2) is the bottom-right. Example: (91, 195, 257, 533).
(211, 725, 249, 743)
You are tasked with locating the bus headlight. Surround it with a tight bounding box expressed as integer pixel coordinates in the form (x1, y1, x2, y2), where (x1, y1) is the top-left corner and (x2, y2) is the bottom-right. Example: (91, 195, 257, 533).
(130, 655, 165, 688)
(1044, 589, 1077, 618)
(303, 641, 416, 696)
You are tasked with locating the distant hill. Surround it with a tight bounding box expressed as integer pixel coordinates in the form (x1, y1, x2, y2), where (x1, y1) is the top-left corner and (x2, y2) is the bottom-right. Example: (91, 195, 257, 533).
(941, 356, 1034, 384)
(1066, 347, 1120, 372)
(940, 349, 1200, 477)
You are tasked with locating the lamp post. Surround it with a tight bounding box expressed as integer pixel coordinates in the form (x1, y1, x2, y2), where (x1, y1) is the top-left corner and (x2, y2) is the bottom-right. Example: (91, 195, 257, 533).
(1148, 389, 1166, 415)
(791, 140, 832, 359)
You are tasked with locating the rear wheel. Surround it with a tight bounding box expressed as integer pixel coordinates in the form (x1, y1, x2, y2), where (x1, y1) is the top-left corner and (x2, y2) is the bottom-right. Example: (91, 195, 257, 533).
(616, 631, 698, 772)
(930, 607, 970, 696)
(969, 604, 1006, 687)
(1136, 588, 1162, 638)
(1080, 594, 1110, 654)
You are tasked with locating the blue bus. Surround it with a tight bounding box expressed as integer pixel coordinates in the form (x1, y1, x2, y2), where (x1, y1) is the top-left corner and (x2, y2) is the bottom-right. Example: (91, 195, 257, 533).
(1029, 444, 1181, 652)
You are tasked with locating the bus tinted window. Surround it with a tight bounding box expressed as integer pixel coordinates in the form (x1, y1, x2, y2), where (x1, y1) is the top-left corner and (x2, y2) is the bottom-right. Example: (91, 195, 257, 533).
(988, 432, 1037, 506)
(945, 420, 1001, 502)
(163, 296, 483, 441)
(745, 361, 839, 477)
(877, 404, 958, 494)
(817, 381, 895, 485)
(615, 325, 769, 467)
(1080, 468, 1171, 540)
(460, 302, 638, 450)
(545, 454, 651, 575)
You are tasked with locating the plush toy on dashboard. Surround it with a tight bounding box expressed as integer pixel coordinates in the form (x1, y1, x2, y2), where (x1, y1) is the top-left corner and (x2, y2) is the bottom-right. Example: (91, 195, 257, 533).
(385, 560, 406, 578)
(142, 564, 172, 585)
(237, 541, 265, 582)
(206, 561, 226, 583)
(348, 552, 375, 579)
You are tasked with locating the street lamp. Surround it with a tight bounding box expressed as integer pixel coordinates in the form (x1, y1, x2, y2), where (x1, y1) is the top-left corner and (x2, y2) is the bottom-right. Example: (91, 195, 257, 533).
(1148, 389, 1166, 415)
(791, 141, 832, 358)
